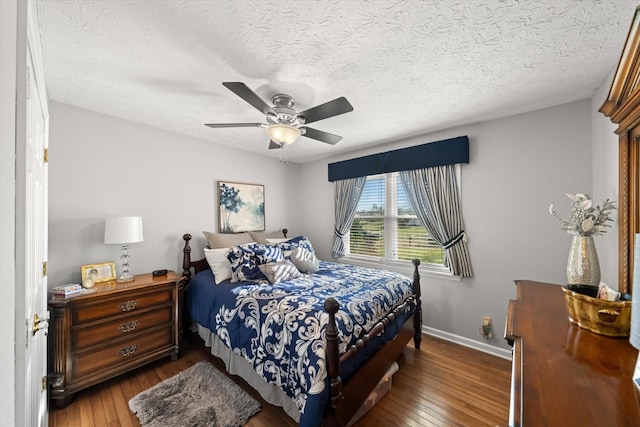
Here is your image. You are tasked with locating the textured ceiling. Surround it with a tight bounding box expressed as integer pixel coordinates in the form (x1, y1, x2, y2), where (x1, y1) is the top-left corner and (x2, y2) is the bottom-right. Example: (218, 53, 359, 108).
(36, 0, 634, 163)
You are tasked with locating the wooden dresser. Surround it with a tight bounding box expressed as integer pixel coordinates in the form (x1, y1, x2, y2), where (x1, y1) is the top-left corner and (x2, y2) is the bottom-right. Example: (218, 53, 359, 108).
(48, 271, 185, 407)
(505, 280, 640, 426)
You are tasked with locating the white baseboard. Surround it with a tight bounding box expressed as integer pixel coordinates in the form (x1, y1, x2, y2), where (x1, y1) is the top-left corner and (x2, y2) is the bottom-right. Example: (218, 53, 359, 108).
(422, 325, 513, 360)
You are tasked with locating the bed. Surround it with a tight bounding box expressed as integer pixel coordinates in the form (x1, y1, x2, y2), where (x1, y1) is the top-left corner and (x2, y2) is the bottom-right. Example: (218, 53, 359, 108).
(181, 232, 422, 427)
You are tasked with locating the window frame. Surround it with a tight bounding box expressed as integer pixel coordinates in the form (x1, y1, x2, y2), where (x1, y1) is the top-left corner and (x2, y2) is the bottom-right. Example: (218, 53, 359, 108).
(342, 171, 458, 280)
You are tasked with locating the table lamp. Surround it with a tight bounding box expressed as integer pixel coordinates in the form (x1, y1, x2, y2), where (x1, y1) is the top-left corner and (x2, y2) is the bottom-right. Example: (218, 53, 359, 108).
(630, 233, 640, 389)
(104, 216, 143, 282)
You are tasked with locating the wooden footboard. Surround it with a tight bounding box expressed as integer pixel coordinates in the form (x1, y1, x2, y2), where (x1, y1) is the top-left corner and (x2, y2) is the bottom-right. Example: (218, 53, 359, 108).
(323, 259, 421, 426)
(181, 234, 422, 427)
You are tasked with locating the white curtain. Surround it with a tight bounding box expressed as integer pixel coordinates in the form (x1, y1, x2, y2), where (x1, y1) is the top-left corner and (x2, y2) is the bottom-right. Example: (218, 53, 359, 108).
(399, 165, 473, 277)
(332, 177, 366, 258)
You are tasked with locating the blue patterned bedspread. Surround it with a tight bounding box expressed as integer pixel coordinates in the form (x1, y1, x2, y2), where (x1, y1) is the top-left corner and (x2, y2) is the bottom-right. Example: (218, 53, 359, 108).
(186, 260, 416, 427)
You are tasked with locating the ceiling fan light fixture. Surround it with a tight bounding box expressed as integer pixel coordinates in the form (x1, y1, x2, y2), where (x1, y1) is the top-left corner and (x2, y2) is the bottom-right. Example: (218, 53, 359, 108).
(209, 82, 352, 149)
(266, 124, 301, 145)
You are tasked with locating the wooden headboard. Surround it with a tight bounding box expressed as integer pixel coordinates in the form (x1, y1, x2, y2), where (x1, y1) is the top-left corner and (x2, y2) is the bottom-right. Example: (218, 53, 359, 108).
(181, 229, 288, 279)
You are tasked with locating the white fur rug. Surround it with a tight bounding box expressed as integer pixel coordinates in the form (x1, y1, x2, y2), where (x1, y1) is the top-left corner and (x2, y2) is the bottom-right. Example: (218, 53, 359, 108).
(129, 361, 261, 427)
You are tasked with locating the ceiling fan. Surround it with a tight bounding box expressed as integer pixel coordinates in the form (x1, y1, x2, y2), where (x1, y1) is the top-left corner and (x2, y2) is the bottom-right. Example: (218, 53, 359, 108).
(205, 82, 354, 149)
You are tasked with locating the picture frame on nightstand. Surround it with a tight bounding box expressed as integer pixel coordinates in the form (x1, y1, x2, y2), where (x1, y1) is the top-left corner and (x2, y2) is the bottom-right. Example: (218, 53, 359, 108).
(81, 262, 116, 287)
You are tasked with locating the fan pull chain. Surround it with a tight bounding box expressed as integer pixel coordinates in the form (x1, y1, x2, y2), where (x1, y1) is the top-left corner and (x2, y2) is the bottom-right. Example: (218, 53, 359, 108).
(278, 144, 288, 164)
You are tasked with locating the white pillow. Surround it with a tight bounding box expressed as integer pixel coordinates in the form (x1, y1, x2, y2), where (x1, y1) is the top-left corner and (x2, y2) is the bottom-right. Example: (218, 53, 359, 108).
(204, 247, 232, 284)
(250, 229, 286, 244)
(266, 238, 290, 244)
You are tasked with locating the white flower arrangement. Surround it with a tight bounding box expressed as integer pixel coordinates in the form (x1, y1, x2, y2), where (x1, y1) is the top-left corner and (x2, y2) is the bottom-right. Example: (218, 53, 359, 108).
(549, 193, 616, 236)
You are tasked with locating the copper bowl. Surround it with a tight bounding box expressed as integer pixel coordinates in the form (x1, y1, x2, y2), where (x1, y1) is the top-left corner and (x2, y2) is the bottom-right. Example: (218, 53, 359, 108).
(562, 285, 632, 337)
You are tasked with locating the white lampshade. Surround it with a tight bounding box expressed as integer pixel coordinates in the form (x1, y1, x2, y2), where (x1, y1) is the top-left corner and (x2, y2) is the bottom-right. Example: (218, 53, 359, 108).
(630, 233, 640, 349)
(265, 124, 301, 145)
(104, 216, 143, 244)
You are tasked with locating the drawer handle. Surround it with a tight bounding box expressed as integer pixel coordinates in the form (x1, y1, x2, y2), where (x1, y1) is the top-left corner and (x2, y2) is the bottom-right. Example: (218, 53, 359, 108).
(118, 300, 138, 312)
(117, 320, 138, 333)
(118, 344, 139, 357)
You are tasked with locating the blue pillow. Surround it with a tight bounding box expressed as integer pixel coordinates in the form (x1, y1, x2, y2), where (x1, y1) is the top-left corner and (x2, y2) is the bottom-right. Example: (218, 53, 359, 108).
(226, 244, 262, 282)
(252, 244, 285, 265)
(277, 236, 315, 257)
(226, 243, 284, 282)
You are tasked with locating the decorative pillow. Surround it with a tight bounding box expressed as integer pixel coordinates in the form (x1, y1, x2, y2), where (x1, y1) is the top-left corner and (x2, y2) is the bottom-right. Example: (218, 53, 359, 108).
(226, 243, 284, 282)
(252, 244, 285, 265)
(202, 231, 254, 249)
(258, 260, 303, 284)
(204, 247, 233, 284)
(289, 247, 320, 274)
(277, 236, 315, 258)
(250, 229, 286, 244)
(226, 244, 265, 282)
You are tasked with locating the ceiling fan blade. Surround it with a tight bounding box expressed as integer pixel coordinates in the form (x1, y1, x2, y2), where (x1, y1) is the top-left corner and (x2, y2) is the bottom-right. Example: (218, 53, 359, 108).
(205, 123, 264, 128)
(301, 127, 343, 145)
(268, 140, 283, 150)
(222, 82, 275, 116)
(297, 97, 353, 124)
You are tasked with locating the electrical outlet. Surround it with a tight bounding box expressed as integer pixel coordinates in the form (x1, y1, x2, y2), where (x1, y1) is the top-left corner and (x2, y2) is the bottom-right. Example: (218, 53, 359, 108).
(480, 316, 493, 339)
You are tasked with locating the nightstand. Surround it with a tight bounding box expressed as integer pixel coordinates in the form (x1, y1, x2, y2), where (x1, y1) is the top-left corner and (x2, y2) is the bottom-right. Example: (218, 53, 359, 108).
(48, 271, 185, 407)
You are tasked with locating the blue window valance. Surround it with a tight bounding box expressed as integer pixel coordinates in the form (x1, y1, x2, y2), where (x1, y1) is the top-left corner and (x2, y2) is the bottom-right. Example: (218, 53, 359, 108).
(327, 135, 469, 182)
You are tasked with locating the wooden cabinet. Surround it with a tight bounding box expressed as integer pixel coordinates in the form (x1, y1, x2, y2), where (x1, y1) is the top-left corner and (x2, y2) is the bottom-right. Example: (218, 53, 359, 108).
(600, 6, 640, 293)
(48, 272, 185, 407)
(505, 280, 640, 426)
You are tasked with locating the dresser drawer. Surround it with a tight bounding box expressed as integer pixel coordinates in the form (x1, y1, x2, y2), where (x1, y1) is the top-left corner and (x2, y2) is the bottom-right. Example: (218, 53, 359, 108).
(73, 288, 173, 324)
(72, 326, 172, 380)
(73, 307, 172, 350)
(49, 272, 184, 408)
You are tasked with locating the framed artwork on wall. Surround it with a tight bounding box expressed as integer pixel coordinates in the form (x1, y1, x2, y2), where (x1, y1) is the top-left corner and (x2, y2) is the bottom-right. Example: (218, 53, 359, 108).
(218, 181, 265, 233)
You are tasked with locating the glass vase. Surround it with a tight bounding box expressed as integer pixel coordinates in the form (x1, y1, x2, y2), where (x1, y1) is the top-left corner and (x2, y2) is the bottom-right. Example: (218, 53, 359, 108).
(566, 234, 601, 286)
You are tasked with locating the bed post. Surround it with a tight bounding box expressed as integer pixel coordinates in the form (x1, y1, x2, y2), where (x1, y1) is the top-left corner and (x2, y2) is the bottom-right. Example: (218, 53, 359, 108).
(182, 233, 193, 279)
(323, 297, 342, 427)
(412, 259, 422, 349)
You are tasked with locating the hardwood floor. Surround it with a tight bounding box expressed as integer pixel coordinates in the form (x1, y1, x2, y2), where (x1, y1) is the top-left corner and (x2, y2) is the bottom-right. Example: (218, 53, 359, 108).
(49, 334, 512, 427)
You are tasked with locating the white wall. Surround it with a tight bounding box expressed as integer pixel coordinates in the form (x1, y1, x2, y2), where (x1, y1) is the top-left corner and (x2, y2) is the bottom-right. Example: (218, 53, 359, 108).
(297, 100, 593, 351)
(591, 69, 620, 288)
(47, 96, 619, 355)
(48, 102, 301, 286)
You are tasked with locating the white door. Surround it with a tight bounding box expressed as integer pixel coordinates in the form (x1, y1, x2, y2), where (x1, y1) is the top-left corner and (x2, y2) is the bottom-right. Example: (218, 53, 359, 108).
(21, 2, 50, 425)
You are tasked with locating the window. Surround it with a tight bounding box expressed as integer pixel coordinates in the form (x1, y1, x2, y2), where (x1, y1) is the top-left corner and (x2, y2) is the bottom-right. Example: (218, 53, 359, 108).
(347, 173, 444, 265)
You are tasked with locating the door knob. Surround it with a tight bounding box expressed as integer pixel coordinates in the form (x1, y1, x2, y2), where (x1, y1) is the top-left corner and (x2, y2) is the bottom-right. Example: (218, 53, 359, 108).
(32, 313, 49, 335)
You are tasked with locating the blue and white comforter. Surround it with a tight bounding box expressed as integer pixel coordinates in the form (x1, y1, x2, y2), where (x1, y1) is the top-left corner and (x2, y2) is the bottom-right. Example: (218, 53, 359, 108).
(186, 260, 416, 427)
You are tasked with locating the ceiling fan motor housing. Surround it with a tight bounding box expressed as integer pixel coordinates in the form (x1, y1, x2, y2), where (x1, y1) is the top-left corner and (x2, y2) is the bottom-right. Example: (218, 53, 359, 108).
(268, 94, 301, 125)
(206, 82, 352, 147)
